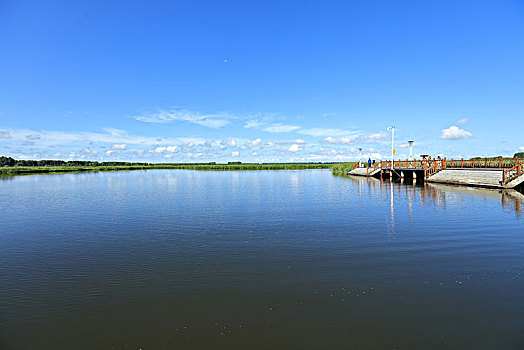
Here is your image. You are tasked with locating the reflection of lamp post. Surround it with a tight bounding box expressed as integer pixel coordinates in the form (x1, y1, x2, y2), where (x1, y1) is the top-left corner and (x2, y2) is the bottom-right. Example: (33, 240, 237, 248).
(387, 126, 395, 169)
(408, 140, 414, 160)
(358, 148, 362, 167)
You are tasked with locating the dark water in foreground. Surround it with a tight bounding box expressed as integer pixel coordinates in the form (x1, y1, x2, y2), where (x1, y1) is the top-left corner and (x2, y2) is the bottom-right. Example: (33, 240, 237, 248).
(1, 169, 523, 349)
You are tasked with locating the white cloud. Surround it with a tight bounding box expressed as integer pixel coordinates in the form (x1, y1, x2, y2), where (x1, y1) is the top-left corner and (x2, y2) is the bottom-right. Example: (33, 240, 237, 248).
(0, 131, 11, 139)
(244, 118, 301, 133)
(440, 126, 473, 140)
(102, 128, 126, 136)
(132, 109, 230, 128)
(226, 140, 237, 147)
(196, 119, 230, 128)
(111, 143, 127, 150)
(244, 120, 265, 129)
(324, 136, 351, 144)
(262, 124, 301, 133)
(243, 118, 356, 137)
(288, 144, 303, 153)
(368, 132, 388, 140)
(252, 151, 257, 156)
(153, 147, 166, 153)
(262, 142, 274, 148)
(298, 128, 350, 137)
(232, 151, 239, 157)
(2, 128, 207, 150)
(352, 131, 389, 144)
(246, 138, 262, 148)
(26, 134, 41, 140)
(457, 118, 469, 124)
(519, 147, 524, 151)
(105, 150, 114, 156)
(166, 145, 179, 153)
(276, 139, 307, 145)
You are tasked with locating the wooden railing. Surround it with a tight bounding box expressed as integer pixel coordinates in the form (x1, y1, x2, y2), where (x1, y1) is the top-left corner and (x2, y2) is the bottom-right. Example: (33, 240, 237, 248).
(445, 157, 517, 169)
(503, 160, 524, 184)
(423, 158, 446, 178)
(363, 157, 522, 182)
(367, 160, 391, 174)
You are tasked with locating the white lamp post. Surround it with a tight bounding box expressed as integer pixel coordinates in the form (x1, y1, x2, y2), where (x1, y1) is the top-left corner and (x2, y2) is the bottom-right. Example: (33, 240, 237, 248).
(408, 140, 414, 160)
(358, 148, 362, 167)
(387, 126, 395, 169)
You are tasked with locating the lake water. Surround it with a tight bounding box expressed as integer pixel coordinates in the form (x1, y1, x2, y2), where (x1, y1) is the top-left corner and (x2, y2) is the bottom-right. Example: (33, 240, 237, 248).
(1, 169, 523, 349)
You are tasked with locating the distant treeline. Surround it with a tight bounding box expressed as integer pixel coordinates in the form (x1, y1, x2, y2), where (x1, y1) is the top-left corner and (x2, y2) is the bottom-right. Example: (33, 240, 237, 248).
(0, 156, 339, 168)
(471, 153, 523, 160)
(0, 156, 151, 167)
(0, 156, 337, 175)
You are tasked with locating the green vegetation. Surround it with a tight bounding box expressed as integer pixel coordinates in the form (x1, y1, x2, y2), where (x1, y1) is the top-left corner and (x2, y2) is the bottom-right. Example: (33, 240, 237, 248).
(470, 154, 524, 160)
(0, 156, 335, 176)
(470, 156, 503, 160)
(0, 156, 150, 168)
(331, 162, 358, 177)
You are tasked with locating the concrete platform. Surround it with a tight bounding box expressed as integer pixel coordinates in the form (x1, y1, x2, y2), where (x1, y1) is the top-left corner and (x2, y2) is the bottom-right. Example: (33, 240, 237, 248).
(427, 168, 504, 188)
(348, 166, 524, 189)
(348, 167, 381, 176)
(348, 167, 369, 176)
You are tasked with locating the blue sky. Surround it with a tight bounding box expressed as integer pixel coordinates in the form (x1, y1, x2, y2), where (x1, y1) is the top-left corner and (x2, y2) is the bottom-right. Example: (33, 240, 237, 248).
(1, 0, 523, 163)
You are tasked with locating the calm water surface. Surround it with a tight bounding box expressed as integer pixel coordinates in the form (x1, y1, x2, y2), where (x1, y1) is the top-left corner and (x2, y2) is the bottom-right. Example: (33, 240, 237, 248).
(1, 169, 523, 349)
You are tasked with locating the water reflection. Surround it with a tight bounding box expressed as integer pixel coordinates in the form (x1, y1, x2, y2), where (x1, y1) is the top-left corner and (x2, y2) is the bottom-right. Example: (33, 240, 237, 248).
(388, 180, 395, 238)
(346, 174, 524, 219)
(1, 170, 524, 349)
(501, 190, 524, 217)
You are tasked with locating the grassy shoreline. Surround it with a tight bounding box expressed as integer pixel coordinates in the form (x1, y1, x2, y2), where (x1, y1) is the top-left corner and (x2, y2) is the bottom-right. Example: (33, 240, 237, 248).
(330, 162, 357, 177)
(0, 163, 335, 176)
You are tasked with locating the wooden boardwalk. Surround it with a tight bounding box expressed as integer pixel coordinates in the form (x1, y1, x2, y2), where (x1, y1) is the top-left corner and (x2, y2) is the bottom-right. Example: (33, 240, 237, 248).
(349, 157, 524, 189)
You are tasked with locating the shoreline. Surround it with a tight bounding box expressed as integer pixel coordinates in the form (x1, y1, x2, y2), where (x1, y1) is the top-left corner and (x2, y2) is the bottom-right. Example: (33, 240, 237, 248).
(0, 163, 333, 176)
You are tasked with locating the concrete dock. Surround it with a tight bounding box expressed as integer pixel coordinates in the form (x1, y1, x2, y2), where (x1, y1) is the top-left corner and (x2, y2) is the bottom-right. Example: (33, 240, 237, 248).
(348, 158, 524, 189)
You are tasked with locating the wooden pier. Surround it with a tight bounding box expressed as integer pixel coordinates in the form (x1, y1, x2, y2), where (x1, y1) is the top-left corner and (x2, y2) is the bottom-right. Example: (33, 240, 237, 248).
(349, 157, 524, 189)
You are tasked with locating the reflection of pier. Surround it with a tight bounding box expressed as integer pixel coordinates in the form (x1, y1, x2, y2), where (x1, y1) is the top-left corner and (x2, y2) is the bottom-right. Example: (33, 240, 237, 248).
(344, 174, 524, 219)
(349, 158, 524, 189)
(502, 190, 524, 214)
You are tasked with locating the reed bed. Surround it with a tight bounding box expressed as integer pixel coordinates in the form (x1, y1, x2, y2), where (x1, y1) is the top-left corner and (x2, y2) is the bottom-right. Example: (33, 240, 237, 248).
(330, 162, 358, 177)
(0, 163, 333, 176)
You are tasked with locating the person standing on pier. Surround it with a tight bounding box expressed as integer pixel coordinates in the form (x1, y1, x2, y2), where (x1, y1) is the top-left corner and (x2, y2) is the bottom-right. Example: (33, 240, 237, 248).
(368, 158, 372, 168)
